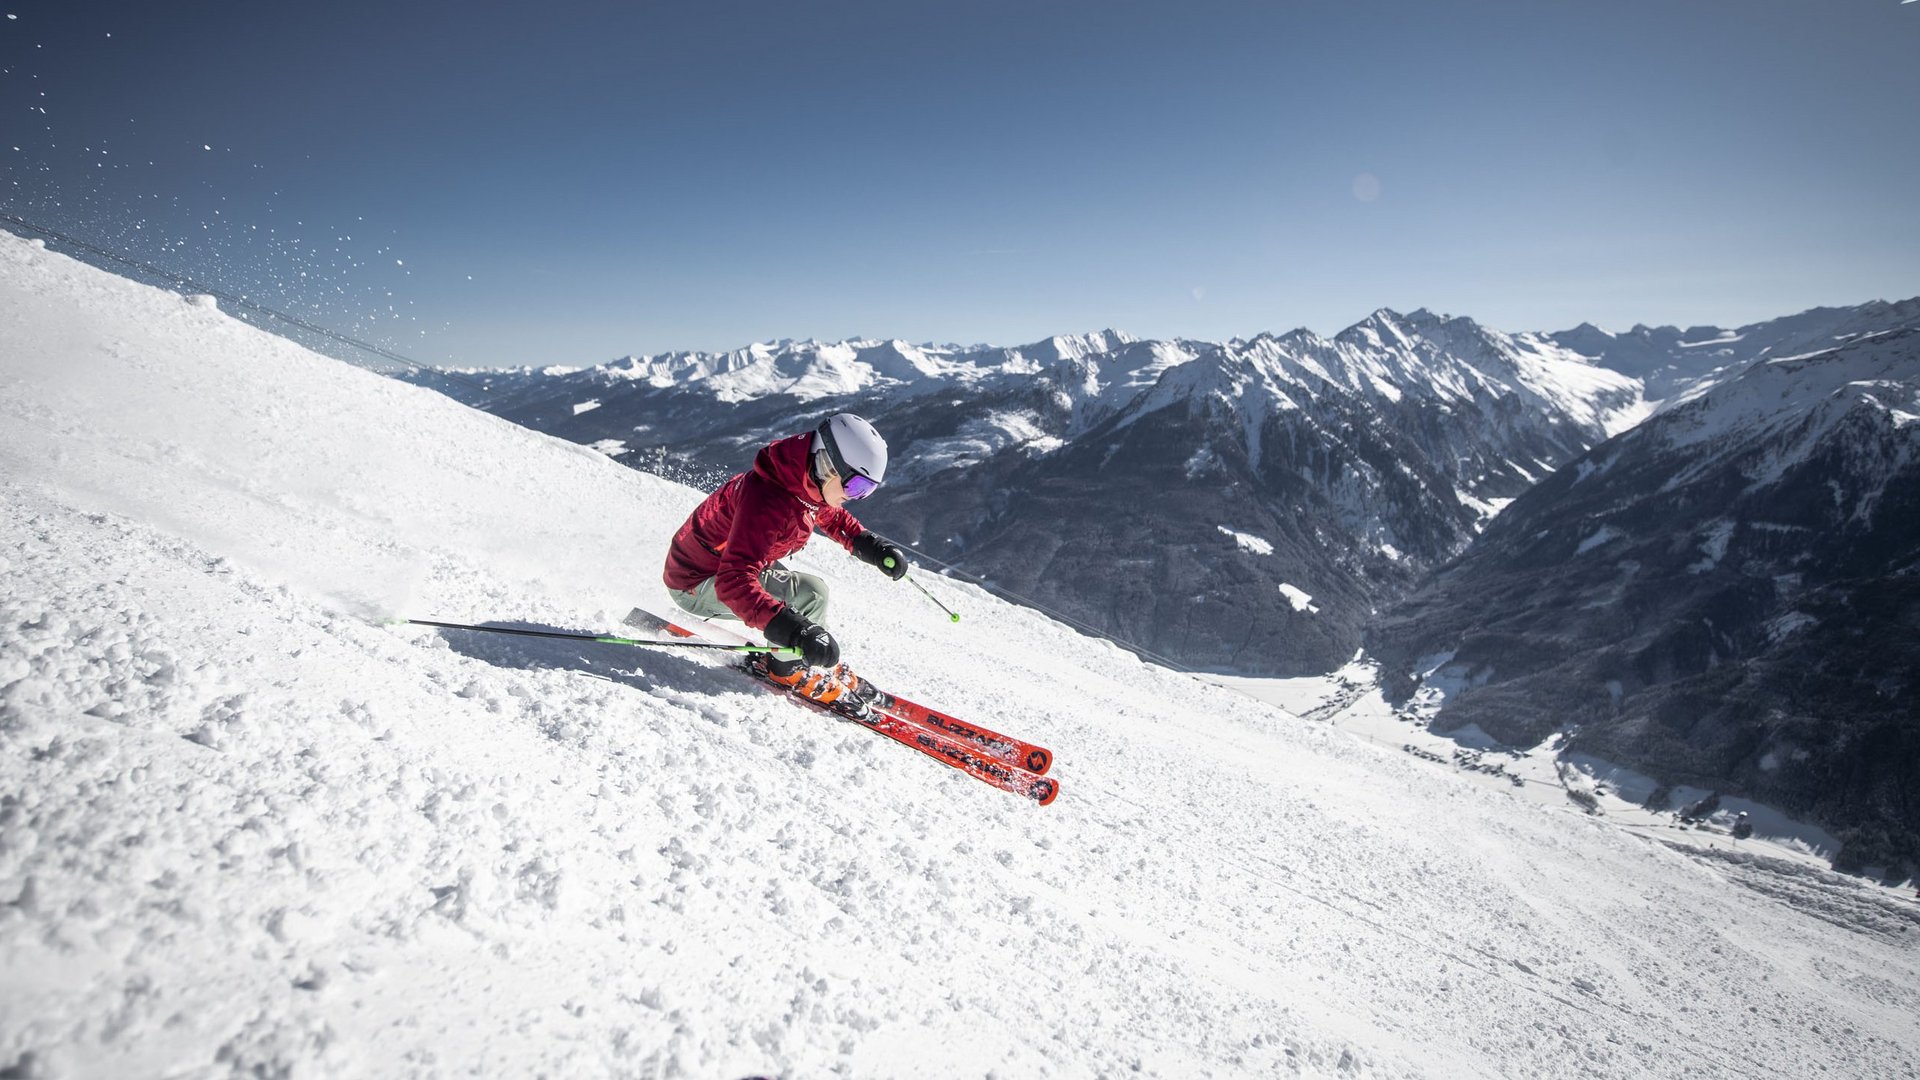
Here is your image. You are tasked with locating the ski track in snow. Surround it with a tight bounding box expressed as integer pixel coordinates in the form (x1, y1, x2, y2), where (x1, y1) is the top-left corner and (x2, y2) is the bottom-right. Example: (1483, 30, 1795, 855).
(3, 231, 1920, 1078)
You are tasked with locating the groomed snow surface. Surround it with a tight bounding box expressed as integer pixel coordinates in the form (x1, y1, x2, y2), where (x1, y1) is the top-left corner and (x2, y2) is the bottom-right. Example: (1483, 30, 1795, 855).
(4, 230, 1919, 1078)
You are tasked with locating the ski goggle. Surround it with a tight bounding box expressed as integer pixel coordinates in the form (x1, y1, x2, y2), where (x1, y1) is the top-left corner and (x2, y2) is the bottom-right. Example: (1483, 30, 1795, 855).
(817, 418, 883, 499)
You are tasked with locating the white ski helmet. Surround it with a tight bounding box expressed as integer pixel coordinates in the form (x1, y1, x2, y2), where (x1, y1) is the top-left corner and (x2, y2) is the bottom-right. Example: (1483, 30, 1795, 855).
(813, 412, 888, 498)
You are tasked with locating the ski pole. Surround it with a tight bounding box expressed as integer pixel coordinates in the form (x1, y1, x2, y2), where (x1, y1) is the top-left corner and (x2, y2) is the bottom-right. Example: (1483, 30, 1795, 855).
(884, 558, 961, 623)
(395, 617, 799, 658)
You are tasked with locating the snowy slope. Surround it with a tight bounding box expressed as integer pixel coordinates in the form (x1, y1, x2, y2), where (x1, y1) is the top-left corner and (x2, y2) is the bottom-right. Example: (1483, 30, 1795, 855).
(4, 230, 1919, 1078)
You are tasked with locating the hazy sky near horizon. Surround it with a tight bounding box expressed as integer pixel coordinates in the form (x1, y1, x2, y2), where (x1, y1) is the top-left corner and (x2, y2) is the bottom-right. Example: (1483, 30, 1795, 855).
(4, 0, 1916, 367)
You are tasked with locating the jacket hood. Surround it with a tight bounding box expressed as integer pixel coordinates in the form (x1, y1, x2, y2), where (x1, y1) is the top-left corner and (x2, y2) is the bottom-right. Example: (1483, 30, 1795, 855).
(753, 432, 825, 507)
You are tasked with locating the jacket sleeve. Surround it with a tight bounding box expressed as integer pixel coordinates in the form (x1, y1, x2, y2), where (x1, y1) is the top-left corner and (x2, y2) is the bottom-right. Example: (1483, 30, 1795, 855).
(712, 475, 793, 631)
(815, 506, 864, 551)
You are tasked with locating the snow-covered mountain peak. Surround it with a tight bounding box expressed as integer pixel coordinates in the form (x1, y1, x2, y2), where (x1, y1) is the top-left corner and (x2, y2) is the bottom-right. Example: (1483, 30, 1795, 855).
(1271, 326, 1326, 347)
(1020, 328, 1136, 363)
(1399, 307, 1451, 331)
(1309, 308, 1643, 432)
(836, 338, 961, 386)
(1336, 307, 1422, 350)
(1338, 306, 1469, 343)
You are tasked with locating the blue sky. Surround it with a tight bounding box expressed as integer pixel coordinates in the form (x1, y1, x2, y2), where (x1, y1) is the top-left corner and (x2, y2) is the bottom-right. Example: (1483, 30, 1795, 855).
(4, 0, 1917, 366)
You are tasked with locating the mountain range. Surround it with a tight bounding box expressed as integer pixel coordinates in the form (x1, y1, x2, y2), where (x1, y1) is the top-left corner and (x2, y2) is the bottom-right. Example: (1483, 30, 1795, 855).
(412, 311, 1652, 671)
(409, 298, 1920, 870)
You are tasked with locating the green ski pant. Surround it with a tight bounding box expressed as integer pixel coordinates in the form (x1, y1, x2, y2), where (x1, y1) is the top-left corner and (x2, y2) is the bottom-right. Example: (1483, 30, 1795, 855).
(667, 563, 830, 627)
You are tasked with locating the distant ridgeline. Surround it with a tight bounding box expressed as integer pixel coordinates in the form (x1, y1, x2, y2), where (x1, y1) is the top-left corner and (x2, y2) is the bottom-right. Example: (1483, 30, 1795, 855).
(408, 298, 1920, 872)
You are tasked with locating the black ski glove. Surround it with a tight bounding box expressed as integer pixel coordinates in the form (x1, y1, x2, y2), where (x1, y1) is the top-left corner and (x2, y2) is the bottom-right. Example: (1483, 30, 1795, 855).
(764, 605, 840, 669)
(852, 531, 909, 581)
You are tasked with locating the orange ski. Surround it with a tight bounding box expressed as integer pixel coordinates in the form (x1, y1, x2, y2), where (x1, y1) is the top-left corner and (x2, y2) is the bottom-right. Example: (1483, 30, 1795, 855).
(872, 693, 1053, 776)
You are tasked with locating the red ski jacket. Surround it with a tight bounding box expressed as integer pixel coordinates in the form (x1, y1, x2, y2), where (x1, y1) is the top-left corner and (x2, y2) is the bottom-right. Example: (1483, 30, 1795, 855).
(661, 432, 866, 630)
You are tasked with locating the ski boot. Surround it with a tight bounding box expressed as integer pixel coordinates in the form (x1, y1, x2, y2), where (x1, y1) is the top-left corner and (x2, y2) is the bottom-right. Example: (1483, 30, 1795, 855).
(749, 653, 880, 719)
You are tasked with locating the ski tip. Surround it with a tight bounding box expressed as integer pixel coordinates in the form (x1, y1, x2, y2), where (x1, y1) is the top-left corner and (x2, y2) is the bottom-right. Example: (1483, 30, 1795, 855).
(1025, 748, 1053, 775)
(1030, 777, 1060, 806)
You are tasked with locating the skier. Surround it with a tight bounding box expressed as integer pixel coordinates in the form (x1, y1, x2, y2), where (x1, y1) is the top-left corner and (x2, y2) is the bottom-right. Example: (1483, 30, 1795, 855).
(660, 413, 908, 715)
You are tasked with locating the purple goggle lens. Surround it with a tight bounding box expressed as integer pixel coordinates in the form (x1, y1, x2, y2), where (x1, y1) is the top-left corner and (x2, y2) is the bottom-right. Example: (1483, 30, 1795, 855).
(842, 473, 881, 500)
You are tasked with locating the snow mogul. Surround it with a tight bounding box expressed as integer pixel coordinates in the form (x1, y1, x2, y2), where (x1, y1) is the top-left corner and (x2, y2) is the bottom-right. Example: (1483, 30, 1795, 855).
(660, 413, 907, 716)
